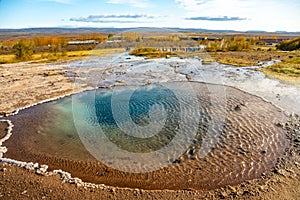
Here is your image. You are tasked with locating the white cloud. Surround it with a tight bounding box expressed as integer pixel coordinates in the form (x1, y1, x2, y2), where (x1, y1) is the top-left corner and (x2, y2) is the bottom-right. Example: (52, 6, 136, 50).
(70, 14, 157, 23)
(174, 0, 300, 32)
(107, 0, 150, 8)
(38, 0, 73, 4)
(175, 0, 251, 14)
(175, 0, 211, 10)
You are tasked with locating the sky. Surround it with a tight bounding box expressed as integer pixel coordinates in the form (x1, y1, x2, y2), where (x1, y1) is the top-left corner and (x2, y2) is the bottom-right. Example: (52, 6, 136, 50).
(0, 0, 299, 32)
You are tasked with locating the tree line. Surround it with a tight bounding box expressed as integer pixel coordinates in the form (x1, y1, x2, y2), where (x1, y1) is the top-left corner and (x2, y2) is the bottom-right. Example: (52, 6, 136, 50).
(1, 33, 108, 60)
(4, 31, 299, 61)
(202, 36, 258, 52)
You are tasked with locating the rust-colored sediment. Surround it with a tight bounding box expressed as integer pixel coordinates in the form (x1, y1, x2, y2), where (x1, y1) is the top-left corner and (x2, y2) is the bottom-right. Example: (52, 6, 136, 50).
(0, 121, 7, 139)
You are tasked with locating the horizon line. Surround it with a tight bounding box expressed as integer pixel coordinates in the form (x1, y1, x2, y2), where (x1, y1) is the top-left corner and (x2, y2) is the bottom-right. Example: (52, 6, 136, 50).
(0, 26, 299, 34)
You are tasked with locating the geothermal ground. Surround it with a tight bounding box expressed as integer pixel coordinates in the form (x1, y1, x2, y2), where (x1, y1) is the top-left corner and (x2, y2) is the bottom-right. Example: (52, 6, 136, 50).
(0, 53, 299, 199)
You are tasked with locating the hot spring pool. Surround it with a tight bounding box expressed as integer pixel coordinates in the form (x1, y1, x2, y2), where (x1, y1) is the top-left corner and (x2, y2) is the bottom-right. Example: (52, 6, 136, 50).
(4, 82, 288, 190)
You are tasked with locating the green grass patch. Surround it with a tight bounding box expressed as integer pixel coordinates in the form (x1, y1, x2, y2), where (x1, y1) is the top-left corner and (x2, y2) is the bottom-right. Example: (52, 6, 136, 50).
(262, 68, 300, 87)
(264, 63, 300, 75)
(267, 64, 300, 75)
(264, 53, 300, 76)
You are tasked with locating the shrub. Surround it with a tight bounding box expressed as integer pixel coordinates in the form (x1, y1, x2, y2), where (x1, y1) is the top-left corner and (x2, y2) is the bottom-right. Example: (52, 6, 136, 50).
(277, 38, 300, 51)
(13, 41, 34, 61)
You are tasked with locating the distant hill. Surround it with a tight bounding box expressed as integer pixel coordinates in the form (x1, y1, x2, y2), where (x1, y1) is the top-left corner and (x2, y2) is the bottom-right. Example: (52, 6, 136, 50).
(0, 27, 299, 42)
(0, 27, 299, 34)
(0, 27, 130, 34)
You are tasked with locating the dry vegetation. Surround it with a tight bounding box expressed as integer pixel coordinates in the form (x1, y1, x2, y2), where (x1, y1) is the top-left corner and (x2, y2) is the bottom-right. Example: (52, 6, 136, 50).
(0, 33, 108, 63)
(129, 48, 177, 59)
(208, 50, 300, 85)
(208, 51, 299, 66)
(0, 48, 124, 64)
(262, 54, 300, 86)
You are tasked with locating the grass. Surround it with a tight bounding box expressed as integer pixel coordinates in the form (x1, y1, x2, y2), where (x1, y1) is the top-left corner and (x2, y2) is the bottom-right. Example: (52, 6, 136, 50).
(265, 63, 300, 75)
(208, 51, 261, 67)
(263, 59, 300, 76)
(129, 48, 177, 59)
(285, 57, 300, 64)
(216, 57, 257, 67)
(252, 45, 276, 51)
(0, 54, 15, 64)
(208, 51, 300, 67)
(0, 48, 124, 64)
(263, 53, 300, 75)
(263, 68, 300, 87)
(207, 50, 300, 86)
(262, 53, 300, 86)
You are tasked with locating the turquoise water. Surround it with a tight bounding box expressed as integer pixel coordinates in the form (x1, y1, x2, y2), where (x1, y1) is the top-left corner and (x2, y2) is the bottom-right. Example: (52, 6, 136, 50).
(71, 85, 184, 154)
(93, 85, 180, 153)
(71, 82, 202, 172)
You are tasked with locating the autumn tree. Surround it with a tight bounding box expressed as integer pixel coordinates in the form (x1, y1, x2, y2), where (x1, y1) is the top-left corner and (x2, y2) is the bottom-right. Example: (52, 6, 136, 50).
(205, 36, 252, 52)
(108, 34, 114, 39)
(122, 32, 140, 42)
(13, 40, 34, 61)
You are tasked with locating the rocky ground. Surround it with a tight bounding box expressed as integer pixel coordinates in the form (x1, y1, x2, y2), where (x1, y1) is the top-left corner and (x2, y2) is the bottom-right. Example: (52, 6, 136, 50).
(0, 60, 94, 116)
(0, 58, 299, 199)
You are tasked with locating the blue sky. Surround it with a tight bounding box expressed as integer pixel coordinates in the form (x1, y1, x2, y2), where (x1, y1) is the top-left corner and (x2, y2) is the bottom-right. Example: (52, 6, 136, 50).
(0, 0, 299, 31)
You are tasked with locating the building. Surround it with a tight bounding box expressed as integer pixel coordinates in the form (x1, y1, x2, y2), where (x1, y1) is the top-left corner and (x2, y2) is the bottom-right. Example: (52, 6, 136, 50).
(67, 40, 99, 45)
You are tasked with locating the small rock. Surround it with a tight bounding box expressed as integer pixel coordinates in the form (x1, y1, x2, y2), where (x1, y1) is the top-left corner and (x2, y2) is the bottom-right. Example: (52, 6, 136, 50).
(109, 188, 115, 193)
(0, 168, 7, 172)
(98, 184, 106, 190)
(188, 148, 196, 156)
(234, 105, 241, 112)
(275, 123, 284, 128)
(273, 168, 287, 176)
(172, 159, 181, 164)
(133, 189, 141, 196)
(243, 190, 250, 196)
(11, 110, 19, 115)
(186, 75, 192, 81)
(261, 150, 267, 155)
(0, 112, 7, 117)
